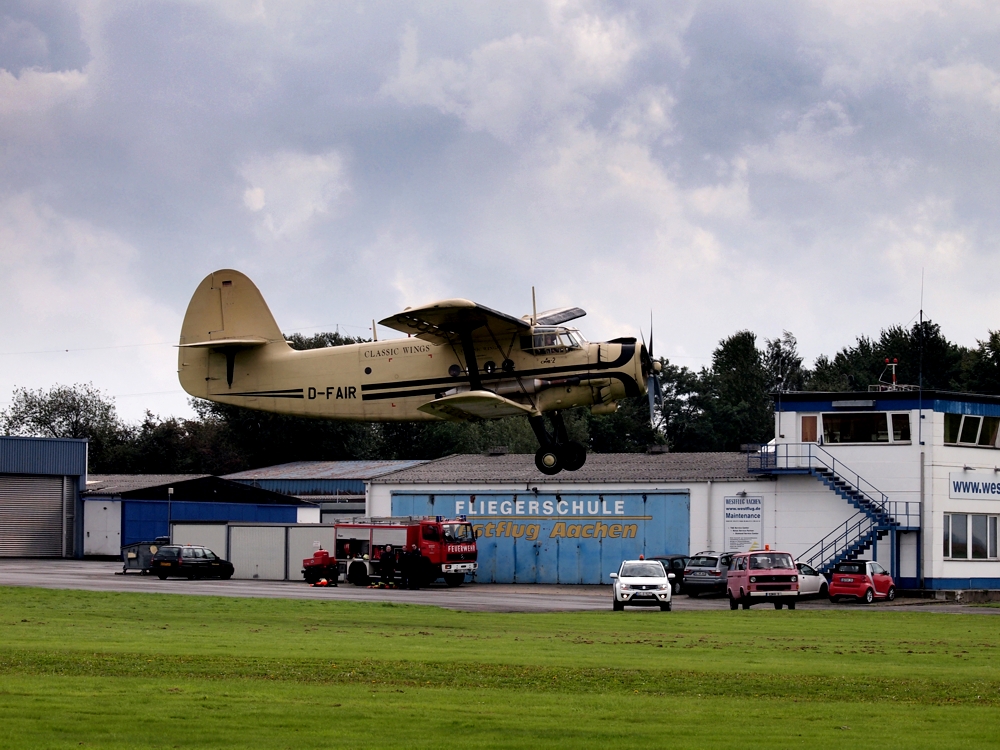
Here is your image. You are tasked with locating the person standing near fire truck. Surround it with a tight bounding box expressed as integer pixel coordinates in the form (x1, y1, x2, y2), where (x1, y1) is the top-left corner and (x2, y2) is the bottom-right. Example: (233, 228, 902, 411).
(380, 545, 396, 586)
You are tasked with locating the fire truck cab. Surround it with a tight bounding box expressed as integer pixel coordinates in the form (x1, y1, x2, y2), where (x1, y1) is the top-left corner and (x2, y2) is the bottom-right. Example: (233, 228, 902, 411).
(333, 516, 477, 588)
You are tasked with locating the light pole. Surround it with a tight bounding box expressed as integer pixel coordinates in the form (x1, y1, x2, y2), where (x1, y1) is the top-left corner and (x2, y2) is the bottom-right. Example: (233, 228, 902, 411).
(167, 487, 173, 541)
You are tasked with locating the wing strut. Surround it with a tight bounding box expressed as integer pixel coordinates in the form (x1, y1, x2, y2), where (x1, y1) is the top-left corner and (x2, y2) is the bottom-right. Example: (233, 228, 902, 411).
(458, 329, 483, 391)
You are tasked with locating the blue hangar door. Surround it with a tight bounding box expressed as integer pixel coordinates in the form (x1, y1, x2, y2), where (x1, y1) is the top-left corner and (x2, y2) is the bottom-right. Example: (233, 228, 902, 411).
(391, 491, 690, 584)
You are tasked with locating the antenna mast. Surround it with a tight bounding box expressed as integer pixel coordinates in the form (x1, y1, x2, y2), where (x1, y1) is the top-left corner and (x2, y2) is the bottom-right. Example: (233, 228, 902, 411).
(531, 287, 537, 326)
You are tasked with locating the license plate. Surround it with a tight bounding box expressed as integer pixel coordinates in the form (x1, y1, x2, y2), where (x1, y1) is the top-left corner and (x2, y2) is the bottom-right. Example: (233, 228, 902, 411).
(160, 562, 171, 566)
(633, 593, 653, 598)
(841, 577, 854, 582)
(694, 572, 707, 576)
(765, 592, 781, 597)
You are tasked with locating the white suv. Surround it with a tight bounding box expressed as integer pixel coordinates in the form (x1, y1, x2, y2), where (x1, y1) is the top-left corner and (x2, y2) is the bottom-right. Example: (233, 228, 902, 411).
(610, 559, 675, 611)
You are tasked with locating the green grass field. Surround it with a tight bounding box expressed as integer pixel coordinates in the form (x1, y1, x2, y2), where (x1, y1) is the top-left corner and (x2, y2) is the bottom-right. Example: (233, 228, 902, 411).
(2, 587, 999, 748)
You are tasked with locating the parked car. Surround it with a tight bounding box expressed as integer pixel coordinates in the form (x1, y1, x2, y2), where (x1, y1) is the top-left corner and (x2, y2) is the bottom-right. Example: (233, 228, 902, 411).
(610, 559, 675, 611)
(682, 551, 733, 596)
(150, 545, 234, 580)
(796, 562, 828, 598)
(726, 550, 799, 609)
(828, 560, 895, 604)
(649, 554, 689, 594)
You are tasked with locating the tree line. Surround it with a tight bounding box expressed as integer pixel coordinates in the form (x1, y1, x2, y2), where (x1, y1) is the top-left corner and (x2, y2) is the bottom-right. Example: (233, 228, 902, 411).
(2, 321, 997, 473)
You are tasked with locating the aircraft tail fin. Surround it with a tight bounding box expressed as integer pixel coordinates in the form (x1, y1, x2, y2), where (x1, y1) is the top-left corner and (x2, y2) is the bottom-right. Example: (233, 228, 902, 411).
(178, 270, 288, 397)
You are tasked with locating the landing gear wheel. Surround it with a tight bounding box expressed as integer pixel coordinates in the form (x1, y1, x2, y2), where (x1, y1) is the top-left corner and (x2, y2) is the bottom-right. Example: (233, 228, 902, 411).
(560, 442, 587, 471)
(347, 562, 370, 587)
(613, 598, 624, 611)
(729, 596, 739, 610)
(886, 586, 896, 602)
(444, 573, 465, 588)
(660, 602, 672, 611)
(534, 447, 562, 475)
(863, 588, 875, 604)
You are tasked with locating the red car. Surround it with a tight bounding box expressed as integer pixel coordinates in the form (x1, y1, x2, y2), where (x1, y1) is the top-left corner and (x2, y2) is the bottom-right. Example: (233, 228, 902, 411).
(828, 560, 895, 604)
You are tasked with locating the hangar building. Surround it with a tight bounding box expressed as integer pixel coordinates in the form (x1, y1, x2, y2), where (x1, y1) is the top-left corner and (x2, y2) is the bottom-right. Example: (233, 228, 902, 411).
(83, 474, 318, 554)
(0, 436, 88, 557)
(225, 460, 425, 521)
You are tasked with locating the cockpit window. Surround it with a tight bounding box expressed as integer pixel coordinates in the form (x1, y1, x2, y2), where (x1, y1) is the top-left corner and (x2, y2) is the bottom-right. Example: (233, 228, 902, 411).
(520, 327, 584, 353)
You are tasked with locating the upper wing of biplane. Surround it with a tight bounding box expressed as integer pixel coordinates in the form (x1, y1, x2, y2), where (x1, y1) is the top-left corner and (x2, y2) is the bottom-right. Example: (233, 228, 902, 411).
(378, 299, 530, 345)
(528, 307, 587, 326)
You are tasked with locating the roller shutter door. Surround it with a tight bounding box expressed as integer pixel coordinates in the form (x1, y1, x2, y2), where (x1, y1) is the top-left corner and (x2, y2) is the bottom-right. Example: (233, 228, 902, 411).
(0, 475, 64, 556)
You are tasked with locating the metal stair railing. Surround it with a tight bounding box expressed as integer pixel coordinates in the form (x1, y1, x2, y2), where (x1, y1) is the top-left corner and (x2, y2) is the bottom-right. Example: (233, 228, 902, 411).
(801, 511, 881, 572)
(748, 443, 893, 522)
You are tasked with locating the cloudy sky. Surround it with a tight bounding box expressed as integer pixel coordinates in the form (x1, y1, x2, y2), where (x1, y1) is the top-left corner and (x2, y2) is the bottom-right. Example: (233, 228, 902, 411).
(2, 0, 999, 421)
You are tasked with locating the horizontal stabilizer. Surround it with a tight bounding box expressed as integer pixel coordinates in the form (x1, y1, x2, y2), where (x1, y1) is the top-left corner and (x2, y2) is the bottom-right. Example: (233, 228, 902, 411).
(178, 337, 269, 348)
(417, 391, 536, 421)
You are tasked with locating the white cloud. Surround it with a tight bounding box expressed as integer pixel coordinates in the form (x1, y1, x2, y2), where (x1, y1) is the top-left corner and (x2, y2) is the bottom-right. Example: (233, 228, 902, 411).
(0, 193, 186, 421)
(926, 61, 1000, 111)
(239, 150, 349, 237)
(382, 4, 640, 142)
(0, 67, 87, 117)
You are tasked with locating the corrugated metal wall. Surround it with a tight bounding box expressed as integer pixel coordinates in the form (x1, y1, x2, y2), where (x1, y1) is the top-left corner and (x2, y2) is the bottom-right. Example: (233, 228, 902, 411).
(392, 491, 690, 584)
(230, 526, 287, 580)
(172, 523, 229, 558)
(121, 501, 298, 545)
(0, 475, 65, 556)
(287, 525, 337, 581)
(0, 436, 87, 477)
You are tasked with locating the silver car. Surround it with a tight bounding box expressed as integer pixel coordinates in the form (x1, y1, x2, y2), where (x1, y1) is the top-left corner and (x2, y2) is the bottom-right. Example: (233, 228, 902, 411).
(610, 559, 675, 611)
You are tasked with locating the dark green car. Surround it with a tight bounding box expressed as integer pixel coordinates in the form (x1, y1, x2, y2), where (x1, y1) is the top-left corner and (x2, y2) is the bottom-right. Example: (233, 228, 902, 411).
(150, 545, 234, 580)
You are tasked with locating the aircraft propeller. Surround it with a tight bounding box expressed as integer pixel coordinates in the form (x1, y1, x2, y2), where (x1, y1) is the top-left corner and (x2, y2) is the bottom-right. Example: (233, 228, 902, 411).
(641, 315, 662, 428)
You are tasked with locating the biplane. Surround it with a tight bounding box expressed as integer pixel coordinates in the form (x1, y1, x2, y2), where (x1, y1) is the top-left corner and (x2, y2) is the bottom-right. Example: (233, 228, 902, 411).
(177, 270, 659, 474)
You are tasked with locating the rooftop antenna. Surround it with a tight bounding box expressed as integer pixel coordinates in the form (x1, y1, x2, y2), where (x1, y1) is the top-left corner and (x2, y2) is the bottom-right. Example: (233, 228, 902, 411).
(371, 319, 378, 342)
(531, 286, 537, 326)
(918, 268, 924, 445)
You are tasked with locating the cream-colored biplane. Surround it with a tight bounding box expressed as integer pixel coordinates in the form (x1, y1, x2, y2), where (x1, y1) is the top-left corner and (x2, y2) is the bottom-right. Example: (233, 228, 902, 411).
(178, 270, 658, 474)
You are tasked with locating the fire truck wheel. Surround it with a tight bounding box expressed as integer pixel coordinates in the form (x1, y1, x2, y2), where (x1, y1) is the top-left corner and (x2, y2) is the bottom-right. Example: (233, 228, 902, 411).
(444, 573, 465, 587)
(347, 561, 370, 587)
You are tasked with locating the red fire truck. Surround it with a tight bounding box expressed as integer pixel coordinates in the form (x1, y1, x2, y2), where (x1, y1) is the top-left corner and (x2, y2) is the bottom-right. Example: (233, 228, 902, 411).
(301, 516, 478, 588)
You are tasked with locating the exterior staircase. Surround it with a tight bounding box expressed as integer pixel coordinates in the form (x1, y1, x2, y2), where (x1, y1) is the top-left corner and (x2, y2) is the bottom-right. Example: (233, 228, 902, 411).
(747, 443, 920, 574)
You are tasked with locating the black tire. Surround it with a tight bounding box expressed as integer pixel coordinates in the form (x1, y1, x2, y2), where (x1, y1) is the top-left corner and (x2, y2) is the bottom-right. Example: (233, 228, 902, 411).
(741, 598, 752, 610)
(534, 447, 562, 475)
(156, 573, 167, 580)
(221, 573, 232, 580)
(660, 602, 672, 612)
(613, 598, 624, 611)
(729, 595, 739, 610)
(886, 586, 896, 602)
(444, 573, 465, 588)
(560, 442, 587, 472)
(688, 590, 698, 598)
(819, 583, 828, 598)
(829, 595, 840, 603)
(787, 600, 796, 610)
(672, 582, 681, 595)
(773, 602, 783, 610)
(347, 562, 369, 587)
(863, 588, 875, 604)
